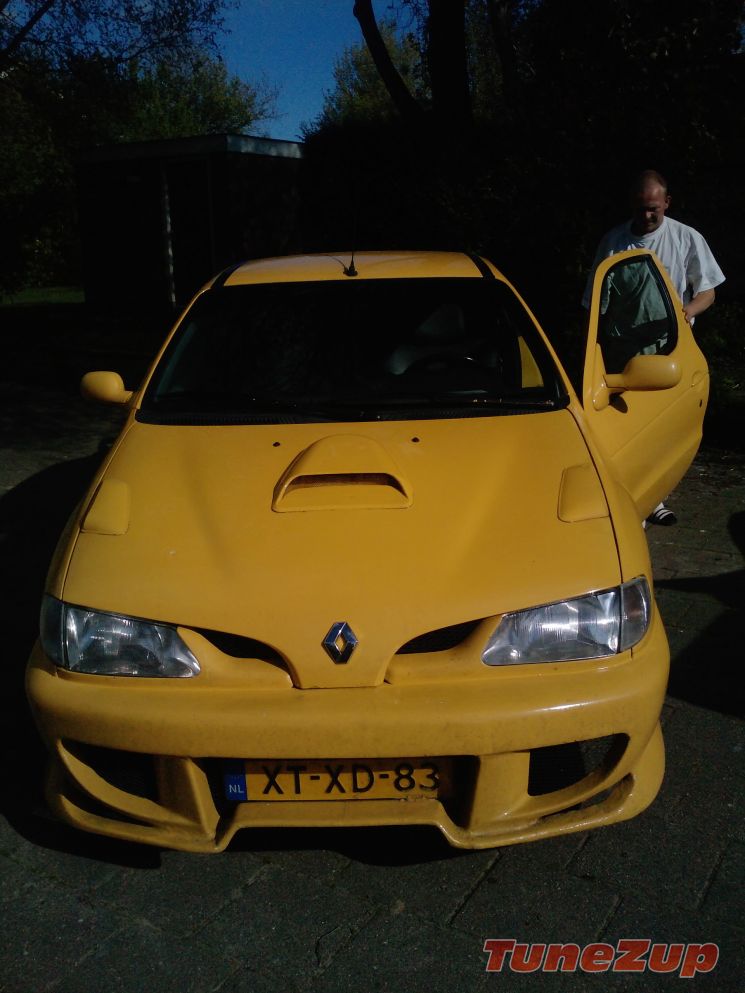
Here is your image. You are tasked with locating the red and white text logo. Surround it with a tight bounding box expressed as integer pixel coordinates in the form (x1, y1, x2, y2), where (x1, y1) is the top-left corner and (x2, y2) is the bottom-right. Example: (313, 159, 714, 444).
(483, 939, 719, 978)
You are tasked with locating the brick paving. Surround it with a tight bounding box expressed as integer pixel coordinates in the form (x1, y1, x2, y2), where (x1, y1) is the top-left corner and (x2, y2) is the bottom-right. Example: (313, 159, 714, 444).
(0, 377, 743, 993)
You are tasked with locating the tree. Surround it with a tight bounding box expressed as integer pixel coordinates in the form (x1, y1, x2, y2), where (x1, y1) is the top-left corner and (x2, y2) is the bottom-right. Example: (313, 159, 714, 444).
(349, 0, 530, 128)
(307, 19, 425, 131)
(424, 0, 471, 126)
(0, 0, 226, 72)
(0, 59, 64, 288)
(352, 0, 472, 127)
(1, 0, 268, 291)
(0, 49, 276, 292)
(351, 1, 425, 123)
(117, 55, 276, 141)
(303, 0, 743, 340)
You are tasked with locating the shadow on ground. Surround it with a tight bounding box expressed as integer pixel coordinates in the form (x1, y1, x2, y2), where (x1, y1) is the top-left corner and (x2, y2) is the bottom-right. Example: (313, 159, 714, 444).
(226, 824, 466, 864)
(657, 510, 745, 719)
(0, 452, 162, 868)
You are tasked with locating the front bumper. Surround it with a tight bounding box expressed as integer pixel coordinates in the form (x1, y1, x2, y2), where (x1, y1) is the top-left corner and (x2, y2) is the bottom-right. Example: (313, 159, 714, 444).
(26, 609, 669, 852)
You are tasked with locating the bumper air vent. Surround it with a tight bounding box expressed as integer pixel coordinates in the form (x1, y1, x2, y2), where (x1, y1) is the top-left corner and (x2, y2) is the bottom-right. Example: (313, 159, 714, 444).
(528, 734, 629, 796)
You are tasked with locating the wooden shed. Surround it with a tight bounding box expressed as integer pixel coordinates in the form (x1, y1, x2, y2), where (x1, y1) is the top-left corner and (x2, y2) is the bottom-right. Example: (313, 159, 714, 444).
(77, 134, 303, 310)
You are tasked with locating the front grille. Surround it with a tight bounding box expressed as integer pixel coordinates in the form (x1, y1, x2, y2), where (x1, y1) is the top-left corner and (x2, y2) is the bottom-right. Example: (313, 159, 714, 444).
(397, 620, 481, 655)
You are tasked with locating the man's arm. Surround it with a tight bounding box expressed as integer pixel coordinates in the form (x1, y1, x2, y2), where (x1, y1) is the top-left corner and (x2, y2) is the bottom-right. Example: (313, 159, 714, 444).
(682, 227, 724, 324)
(682, 288, 715, 324)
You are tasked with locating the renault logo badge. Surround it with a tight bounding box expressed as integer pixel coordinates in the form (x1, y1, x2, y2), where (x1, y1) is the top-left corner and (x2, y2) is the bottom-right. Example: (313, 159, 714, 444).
(322, 621, 358, 664)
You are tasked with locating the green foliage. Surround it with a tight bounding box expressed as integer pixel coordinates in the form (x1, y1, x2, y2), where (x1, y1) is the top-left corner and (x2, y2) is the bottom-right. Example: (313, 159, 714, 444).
(0, 0, 227, 72)
(0, 286, 85, 306)
(0, 61, 74, 289)
(1, 0, 277, 293)
(692, 301, 745, 419)
(305, 21, 426, 132)
(0, 50, 275, 292)
(119, 56, 276, 141)
(695, 303, 745, 367)
(304, 0, 743, 346)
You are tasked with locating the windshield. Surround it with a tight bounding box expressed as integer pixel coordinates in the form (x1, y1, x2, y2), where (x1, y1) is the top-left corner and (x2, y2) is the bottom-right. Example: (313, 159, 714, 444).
(139, 278, 567, 424)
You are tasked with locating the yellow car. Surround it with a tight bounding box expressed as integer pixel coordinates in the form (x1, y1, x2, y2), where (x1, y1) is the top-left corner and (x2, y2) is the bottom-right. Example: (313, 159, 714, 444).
(27, 250, 707, 852)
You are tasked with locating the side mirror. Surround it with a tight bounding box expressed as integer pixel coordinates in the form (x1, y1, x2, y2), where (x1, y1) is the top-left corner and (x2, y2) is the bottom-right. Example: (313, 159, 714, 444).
(81, 371, 133, 405)
(605, 354, 682, 393)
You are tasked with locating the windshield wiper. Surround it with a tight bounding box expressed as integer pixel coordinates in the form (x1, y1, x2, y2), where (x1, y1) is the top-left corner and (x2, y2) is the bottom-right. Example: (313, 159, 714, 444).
(144, 391, 559, 422)
(365, 394, 558, 410)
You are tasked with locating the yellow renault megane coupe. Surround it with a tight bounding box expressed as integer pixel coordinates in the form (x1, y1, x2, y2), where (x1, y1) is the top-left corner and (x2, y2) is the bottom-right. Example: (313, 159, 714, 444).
(26, 249, 707, 851)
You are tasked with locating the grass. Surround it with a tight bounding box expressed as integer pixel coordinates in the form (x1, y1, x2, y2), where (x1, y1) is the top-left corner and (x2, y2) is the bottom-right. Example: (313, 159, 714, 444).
(0, 286, 85, 307)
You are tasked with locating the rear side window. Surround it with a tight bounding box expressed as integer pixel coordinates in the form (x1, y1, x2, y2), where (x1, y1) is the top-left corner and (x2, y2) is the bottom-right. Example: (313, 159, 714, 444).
(140, 278, 567, 423)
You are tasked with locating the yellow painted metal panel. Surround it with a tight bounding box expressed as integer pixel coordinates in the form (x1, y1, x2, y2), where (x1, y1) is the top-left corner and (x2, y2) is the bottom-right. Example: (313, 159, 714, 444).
(61, 413, 619, 689)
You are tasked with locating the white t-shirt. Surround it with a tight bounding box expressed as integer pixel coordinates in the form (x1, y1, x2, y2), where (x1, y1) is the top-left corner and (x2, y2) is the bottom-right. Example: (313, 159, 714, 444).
(582, 216, 725, 309)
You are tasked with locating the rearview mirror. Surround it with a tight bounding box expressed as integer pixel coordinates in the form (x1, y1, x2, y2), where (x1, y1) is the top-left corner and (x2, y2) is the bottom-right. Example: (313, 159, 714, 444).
(81, 371, 133, 405)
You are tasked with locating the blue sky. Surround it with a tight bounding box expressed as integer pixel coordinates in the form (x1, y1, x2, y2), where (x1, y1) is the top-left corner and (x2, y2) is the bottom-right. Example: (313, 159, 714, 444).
(220, 1, 382, 141)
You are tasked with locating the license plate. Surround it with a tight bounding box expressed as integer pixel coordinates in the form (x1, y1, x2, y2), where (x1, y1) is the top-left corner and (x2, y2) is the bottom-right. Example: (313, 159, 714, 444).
(223, 758, 450, 802)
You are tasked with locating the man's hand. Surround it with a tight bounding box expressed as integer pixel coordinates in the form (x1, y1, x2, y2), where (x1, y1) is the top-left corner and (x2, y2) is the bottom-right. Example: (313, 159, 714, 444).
(682, 288, 716, 324)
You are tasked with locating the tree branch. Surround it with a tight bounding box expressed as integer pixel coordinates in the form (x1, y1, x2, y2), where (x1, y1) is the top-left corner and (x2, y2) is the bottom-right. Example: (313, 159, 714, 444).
(0, 0, 58, 65)
(485, 0, 520, 103)
(353, 0, 423, 123)
(427, 0, 471, 127)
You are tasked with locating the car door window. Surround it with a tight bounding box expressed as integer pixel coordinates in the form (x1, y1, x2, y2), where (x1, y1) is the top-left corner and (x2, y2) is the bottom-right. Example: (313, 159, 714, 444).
(597, 256, 677, 374)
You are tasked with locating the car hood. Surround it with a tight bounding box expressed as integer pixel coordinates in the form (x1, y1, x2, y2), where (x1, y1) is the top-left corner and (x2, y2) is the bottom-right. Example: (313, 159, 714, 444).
(62, 410, 619, 688)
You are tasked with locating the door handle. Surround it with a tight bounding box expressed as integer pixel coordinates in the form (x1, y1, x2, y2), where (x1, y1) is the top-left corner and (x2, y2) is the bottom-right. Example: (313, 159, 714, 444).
(691, 370, 707, 387)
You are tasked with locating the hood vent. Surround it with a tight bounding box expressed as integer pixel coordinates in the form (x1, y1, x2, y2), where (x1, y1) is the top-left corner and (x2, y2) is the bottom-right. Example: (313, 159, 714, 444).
(81, 479, 131, 535)
(273, 435, 412, 512)
(557, 463, 608, 523)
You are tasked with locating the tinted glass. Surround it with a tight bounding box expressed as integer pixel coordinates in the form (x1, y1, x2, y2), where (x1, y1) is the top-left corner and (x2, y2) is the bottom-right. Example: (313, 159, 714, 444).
(140, 278, 567, 424)
(597, 257, 677, 374)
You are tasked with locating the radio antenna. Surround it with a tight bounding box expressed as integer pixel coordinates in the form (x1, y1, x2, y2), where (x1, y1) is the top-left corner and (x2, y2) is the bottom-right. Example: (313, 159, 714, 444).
(343, 185, 358, 277)
(343, 251, 358, 277)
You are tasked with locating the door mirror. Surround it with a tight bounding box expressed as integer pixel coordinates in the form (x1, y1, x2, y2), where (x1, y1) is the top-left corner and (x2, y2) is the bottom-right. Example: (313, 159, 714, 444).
(590, 348, 682, 412)
(81, 371, 133, 405)
(606, 354, 682, 392)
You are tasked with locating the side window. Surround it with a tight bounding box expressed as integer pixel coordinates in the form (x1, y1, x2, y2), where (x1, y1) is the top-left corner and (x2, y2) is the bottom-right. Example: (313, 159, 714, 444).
(597, 257, 677, 374)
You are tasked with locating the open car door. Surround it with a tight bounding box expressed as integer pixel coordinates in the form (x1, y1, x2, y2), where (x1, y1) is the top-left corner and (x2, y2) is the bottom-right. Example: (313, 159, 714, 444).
(582, 249, 709, 520)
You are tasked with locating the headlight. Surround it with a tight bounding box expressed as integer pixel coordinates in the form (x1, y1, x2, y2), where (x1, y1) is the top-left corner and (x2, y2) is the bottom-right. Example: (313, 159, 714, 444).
(481, 577, 651, 666)
(40, 596, 200, 678)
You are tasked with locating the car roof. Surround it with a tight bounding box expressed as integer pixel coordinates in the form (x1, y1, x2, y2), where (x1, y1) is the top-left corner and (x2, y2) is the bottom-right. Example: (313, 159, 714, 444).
(216, 251, 505, 286)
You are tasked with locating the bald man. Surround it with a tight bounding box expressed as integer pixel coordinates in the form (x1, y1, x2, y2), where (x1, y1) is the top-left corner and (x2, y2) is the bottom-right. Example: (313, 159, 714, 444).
(583, 170, 724, 323)
(583, 170, 725, 525)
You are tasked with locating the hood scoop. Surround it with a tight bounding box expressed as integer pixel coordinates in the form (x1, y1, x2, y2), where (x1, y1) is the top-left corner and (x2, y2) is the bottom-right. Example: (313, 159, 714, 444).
(272, 435, 412, 512)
